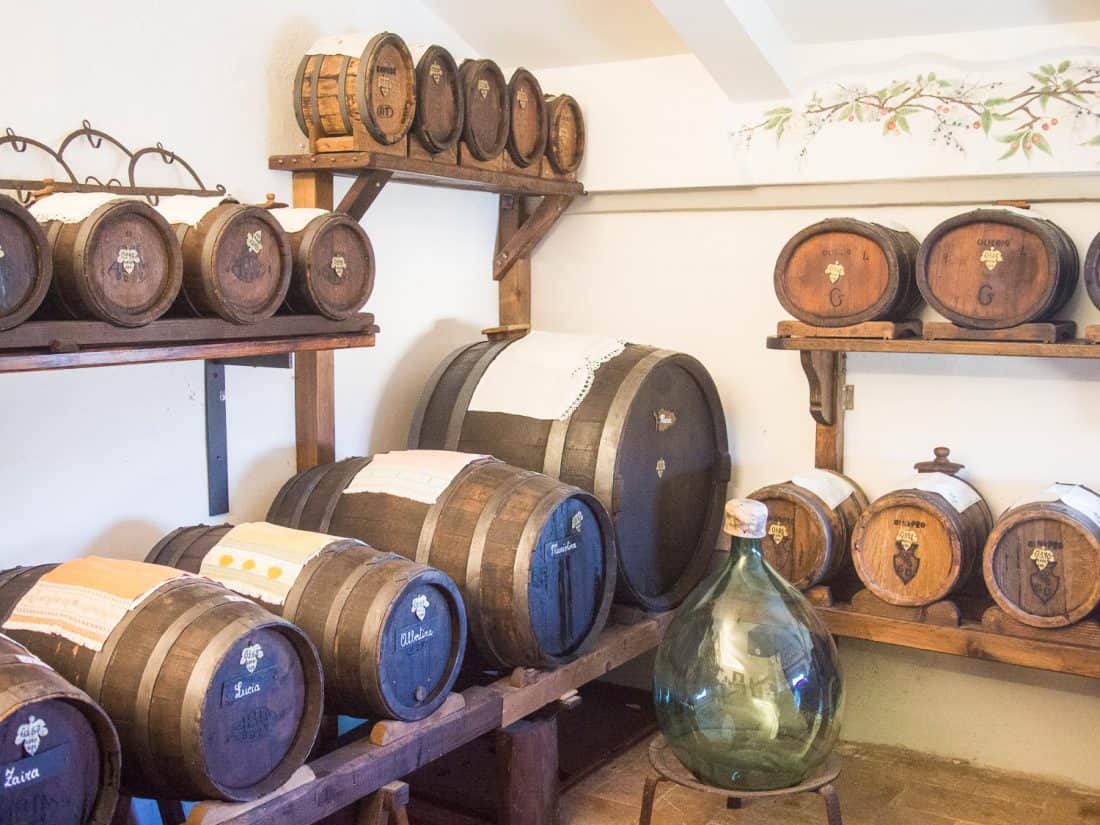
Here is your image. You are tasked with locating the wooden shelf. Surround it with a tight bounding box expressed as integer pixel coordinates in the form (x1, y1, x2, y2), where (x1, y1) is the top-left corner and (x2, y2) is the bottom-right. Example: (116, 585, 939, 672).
(767, 335, 1100, 359)
(269, 152, 584, 197)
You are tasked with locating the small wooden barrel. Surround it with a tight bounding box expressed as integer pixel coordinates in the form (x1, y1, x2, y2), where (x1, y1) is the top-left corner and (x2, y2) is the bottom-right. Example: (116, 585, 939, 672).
(267, 453, 617, 669)
(159, 199, 293, 324)
(0, 193, 52, 331)
(774, 218, 921, 327)
(411, 44, 464, 154)
(147, 523, 466, 720)
(269, 208, 375, 319)
(30, 193, 182, 327)
(506, 68, 548, 168)
(459, 59, 509, 160)
(852, 448, 993, 607)
(916, 209, 1078, 329)
(749, 470, 868, 589)
(984, 485, 1100, 628)
(0, 633, 120, 825)
(408, 338, 730, 611)
(0, 560, 323, 801)
(1085, 231, 1100, 311)
(544, 95, 585, 175)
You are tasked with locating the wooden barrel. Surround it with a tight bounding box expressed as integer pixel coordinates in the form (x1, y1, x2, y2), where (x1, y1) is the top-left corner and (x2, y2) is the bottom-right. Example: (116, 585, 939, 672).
(29, 193, 182, 327)
(459, 59, 509, 161)
(749, 470, 868, 589)
(774, 218, 921, 327)
(294, 32, 416, 144)
(852, 448, 993, 606)
(0, 558, 323, 801)
(0, 633, 120, 825)
(147, 522, 466, 720)
(916, 208, 1078, 329)
(158, 198, 293, 324)
(268, 208, 375, 319)
(983, 485, 1100, 628)
(411, 44, 464, 154)
(544, 95, 585, 175)
(506, 68, 548, 168)
(267, 452, 617, 669)
(1085, 231, 1100, 311)
(0, 193, 52, 331)
(408, 337, 730, 610)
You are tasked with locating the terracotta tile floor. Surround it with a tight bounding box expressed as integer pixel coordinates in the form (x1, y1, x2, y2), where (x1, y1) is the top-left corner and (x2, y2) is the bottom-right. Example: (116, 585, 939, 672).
(560, 740, 1100, 825)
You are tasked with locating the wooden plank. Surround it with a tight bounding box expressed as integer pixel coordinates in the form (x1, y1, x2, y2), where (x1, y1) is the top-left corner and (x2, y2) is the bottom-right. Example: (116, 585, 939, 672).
(337, 171, 394, 220)
(493, 195, 574, 281)
(295, 350, 336, 471)
(1086, 324, 1100, 343)
(496, 196, 531, 329)
(293, 171, 334, 211)
(923, 321, 1076, 344)
(767, 336, 1100, 359)
(369, 693, 467, 746)
(775, 320, 921, 340)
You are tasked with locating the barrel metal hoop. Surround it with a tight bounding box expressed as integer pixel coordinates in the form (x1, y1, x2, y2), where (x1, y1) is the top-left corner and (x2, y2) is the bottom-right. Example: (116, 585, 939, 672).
(355, 42, 372, 137)
(542, 416, 571, 479)
(280, 463, 332, 528)
(444, 340, 511, 450)
(281, 544, 340, 627)
(414, 459, 491, 566)
(406, 342, 478, 449)
(293, 55, 311, 137)
(309, 57, 325, 135)
(320, 561, 380, 688)
(318, 456, 374, 534)
(358, 561, 404, 715)
(337, 56, 353, 136)
(511, 485, 568, 664)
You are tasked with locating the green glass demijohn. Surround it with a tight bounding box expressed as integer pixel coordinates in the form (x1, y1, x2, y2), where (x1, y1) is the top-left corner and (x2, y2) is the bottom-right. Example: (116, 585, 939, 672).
(653, 498, 844, 791)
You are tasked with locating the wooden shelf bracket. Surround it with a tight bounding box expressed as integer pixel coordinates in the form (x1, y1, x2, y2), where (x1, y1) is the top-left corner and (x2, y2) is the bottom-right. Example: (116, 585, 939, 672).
(800, 350, 846, 472)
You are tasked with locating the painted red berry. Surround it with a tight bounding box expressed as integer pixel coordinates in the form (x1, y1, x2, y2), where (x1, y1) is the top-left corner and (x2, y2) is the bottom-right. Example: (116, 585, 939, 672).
(972, 121, 981, 129)
(848, 116, 855, 121)
(1042, 122, 1050, 131)
(1051, 118, 1059, 126)
(886, 121, 896, 130)
(1011, 141, 1019, 149)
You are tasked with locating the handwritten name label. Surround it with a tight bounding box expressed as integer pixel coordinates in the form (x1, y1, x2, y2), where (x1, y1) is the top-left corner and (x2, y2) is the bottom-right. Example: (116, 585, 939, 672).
(221, 663, 278, 706)
(0, 741, 68, 790)
(399, 626, 435, 650)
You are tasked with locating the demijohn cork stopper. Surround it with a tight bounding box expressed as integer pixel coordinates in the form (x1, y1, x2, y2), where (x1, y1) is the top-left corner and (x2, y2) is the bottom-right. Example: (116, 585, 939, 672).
(724, 499, 768, 539)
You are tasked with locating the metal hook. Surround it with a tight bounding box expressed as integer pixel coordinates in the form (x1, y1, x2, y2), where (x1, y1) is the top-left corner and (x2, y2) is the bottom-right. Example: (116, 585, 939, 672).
(81, 119, 103, 149)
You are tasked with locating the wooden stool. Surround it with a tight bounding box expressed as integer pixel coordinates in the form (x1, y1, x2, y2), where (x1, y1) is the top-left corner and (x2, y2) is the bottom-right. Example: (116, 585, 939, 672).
(357, 781, 411, 825)
(639, 736, 843, 825)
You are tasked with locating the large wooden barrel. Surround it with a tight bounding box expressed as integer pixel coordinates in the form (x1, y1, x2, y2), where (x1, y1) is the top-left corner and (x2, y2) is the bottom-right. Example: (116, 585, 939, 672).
(0, 193, 52, 331)
(411, 44, 464, 154)
(29, 193, 182, 327)
(268, 451, 617, 669)
(774, 218, 921, 327)
(983, 485, 1100, 628)
(1085, 231, 1100, 311)
(544, 95, 585, 175)
(852, 448, 992, 606)
(294, 32, 416, 144)
(749, 470, 868, 589)
(158, 197, 292, 324)
(506, 68, 548, 168)
(147, 522, 466, 720)
(408, 334, 730, 610)
(916, 208, 1078, 329)
(0, 557, 323, 801)
(459, 59, 509, 161)
(0, 633, 120, 825)
(268, 208, 374, 319)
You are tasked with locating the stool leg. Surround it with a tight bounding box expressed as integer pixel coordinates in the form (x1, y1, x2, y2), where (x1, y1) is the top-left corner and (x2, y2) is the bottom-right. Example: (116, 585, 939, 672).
(817, 783, 843, 825)
(639, 776, 664, 825)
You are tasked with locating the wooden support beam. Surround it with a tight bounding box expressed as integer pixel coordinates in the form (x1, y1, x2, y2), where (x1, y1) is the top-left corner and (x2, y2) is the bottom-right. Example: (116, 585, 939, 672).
(496, 195, 533, 331)
(338, 170, 394, 220)
(493, 195, 574, 281)
(799, 350, 845, 472)
(496, 714, 559, 825)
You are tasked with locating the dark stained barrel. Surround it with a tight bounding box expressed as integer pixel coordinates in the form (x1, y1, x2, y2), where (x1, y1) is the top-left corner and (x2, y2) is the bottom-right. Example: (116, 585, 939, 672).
(460, 59, 509, 161)
(916, 208, 1078, 329)
(147, 522, 465, 720)
(408, 337, 730, 611)
(1085, 231, 1100, 312)
(0, 633, 120, 825)
(0, 558, 323, 801)
(268, 452, 617, 669)
(544, 94, 585, 174)
(506, 68, 548, 168)
(30, 193, 182, 327)
(411, 44, 464, 154)
(774, 218, 921, 327)
(0, 193, 51, 331)
(158, 199, 293, 324)
(268, 208, 375, 320)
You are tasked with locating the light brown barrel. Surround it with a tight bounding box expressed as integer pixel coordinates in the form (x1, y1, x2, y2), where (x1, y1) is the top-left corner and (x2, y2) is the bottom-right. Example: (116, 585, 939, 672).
(0, 563, 323, 801)
(147, 524, 466, 721)
(506, 68, 548, 168)
(268, 208, 374, 320)
(916, 208, 1078, 329)
(544, 94, 585, 174)
(408, 339, 730, 611)
(0, 193, 52, 331)
(165, 203, 293, 324)
(983, 486, 1100, 628)
(411, 44, 464, 154)
(749, 470, 868, 589)
(30, 195, 182, 327)
(294, 32, 416, 144)
(0, 633, 120, 825)
(460, 59, 509, 160)
(852, 448, 993, 607)
(268, 454, 617, 669)
(1085, 231, 1100, 312)
(774, 218, 922, 327)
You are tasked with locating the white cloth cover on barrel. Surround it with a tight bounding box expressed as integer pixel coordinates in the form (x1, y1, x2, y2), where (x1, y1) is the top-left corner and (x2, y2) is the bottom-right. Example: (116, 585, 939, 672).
(469, 331, 627, 421)
(895, 472, 983, 514)
(790, 470, 857, 510)
(3, 557, 197, 652)
(201, 522, 355, 606)
(28, 192, 130, 223)
(267, 207, 329, 234)
(1011, 484, 1100, 530)
(307, 32, 374, 58)
(343, 450, 489, 504)
(155, 194, 232, 226)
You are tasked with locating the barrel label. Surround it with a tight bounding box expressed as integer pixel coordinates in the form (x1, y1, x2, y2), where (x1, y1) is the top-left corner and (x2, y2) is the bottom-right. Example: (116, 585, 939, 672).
(221, 662, 279, 706)
(893, 528, 921, 584)
(412, 593, 430, 621)
(656, 458, 667, 479)
(429, 63, 443, 84)
(654, 409, 677, 432)
(572, 511, 584, 532)
(330, 253, 348, 280)
(110, 245, 144, 282)
(14, 716, 47, 756)
(825, 261, 845, 284)
(979, 246, 1003, 271)
(1029, 546, 1061, 603)
(517, 88, 529, 110)
(230, 706, 276, 742)
(240, 642, 264, 674)
(477, 79, 490, 99)
(377, 66, 394, 97)
(1, 741, 68, 790)
(547, 536, 578, 557)
(397, 625, 435, 651)
(768, 522, 790, 545)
